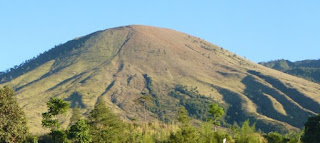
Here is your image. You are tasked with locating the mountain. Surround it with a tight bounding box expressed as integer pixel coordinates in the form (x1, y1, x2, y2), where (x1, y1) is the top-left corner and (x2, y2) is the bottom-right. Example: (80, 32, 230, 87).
(1, 25, 320, 134)
(260, 59, 320, 83)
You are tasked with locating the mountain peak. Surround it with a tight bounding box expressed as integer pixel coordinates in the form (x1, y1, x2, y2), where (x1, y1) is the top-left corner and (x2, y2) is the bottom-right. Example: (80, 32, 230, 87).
(1, 25, 320, 134)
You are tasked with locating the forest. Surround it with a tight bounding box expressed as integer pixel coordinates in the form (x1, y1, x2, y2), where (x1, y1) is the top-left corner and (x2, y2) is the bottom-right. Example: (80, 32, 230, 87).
(1, 86, 319, 143)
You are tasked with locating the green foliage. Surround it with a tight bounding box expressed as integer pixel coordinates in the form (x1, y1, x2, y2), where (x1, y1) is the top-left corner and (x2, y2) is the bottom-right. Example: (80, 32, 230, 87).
(69, 106, 82, 126)
(24, 134, 39, 143)
(286, 131, 303, 143)
(208, 103, 224, 126)
(264, 132, 286, 143)
(87, 100, 125, 142)
(37, 134, 51, 143)
(169, 85, 213, 121)
(199, 121, 233, 143)
(287, 67, 320, 83)
(170, 106, 198, 143)
(122, 122, 170, 143)
(50, 130, 69, 143)
(33, 95, 306, 143)
(302, 114, 320, 143)
(42, 97, 70, 143)
(234, 120, 266, 143)
(68, 119, 92, 143)
(261, 59, 320, 83)
(169, 126, 198, 143)
(46, 97, 70, 116)
(177, 106, 190, 125)
(0, 86, 28, 143)
(199, 121, 215, 142)
(143, 74, 154, 95)
(137, 74, 166, 120)
(141, 133, 154, 143)
(260, 59, 293, 72)
(42, 97, 70, 129)
(240, 120, 255, 136)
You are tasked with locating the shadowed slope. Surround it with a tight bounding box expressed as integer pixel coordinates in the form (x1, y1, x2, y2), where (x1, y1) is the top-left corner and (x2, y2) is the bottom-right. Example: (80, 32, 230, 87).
(260, 59, 320, 83)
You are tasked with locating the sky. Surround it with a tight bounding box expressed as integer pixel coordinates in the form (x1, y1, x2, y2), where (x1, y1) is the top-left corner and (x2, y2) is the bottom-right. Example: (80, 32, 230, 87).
(1, 1, 319, 71)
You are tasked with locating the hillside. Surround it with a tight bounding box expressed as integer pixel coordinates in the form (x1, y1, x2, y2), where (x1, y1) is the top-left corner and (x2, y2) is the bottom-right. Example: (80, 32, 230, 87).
(260, 59, 320, 83)
(1, 25, 320, 134)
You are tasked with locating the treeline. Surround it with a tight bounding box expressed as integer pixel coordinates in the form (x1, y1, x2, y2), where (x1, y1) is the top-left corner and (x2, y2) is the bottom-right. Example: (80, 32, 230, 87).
(1, 86, 320, 143)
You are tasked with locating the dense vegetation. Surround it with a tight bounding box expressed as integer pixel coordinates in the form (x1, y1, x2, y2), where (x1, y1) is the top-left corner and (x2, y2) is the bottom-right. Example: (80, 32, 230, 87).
(260, 59, 320, 83)
(0, 86, 29, 142)
(136, 80, 218, 123)
(1, 86, 319, 143)
(168, 84, 215, 121)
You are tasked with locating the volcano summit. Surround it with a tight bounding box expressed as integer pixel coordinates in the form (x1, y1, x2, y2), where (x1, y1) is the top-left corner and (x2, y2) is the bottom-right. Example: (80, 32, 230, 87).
(1, 25, 319, 133)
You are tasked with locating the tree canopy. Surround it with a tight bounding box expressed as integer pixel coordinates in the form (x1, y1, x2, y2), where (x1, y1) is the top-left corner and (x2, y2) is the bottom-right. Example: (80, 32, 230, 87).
(69, 106, 82, 126)
(68, 119, 92, 143)
(42, 97, 70, 143)
(0, 86, 28, 143)
(208, 103, 224, 125)
(87, 100, 125, 142)
(302, 114, 320, 143)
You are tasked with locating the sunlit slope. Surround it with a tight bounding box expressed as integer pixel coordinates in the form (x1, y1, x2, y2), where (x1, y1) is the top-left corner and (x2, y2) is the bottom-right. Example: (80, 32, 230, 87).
(1, 25, 319, 134)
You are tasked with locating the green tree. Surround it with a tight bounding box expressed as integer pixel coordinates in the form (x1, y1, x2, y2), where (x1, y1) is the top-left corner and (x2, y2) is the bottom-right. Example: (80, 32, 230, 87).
(208, 103, 224, 133)
(302, 114, 320, 143)
(286, 131, 303, 143)
(69, 106, 82, 126)
(265, 132, 285, 143)
(0, 86, 28, 143)
(169, 106, 198, 143)
(87, 100, 124, 142)
(68, 119, 92, 143)
(177, 106, 190, 125)
(208, 103, 224, 126)
(235, 120, 265, 143)
(199, 121, 233, 143)
(42, 97, 70, 143)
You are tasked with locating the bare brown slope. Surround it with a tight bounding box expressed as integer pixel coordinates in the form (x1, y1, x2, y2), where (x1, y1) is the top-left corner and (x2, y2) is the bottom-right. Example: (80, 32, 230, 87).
(1, 25, 320, 134)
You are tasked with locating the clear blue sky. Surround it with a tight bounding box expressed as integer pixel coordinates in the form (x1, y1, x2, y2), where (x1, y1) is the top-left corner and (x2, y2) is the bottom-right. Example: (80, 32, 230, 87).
(1, 1, 319, 71)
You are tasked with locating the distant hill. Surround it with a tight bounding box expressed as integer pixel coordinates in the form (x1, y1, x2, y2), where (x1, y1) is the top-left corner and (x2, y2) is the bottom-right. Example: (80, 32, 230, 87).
(1, 25, 320, 134)
(260, 59, 320, 83)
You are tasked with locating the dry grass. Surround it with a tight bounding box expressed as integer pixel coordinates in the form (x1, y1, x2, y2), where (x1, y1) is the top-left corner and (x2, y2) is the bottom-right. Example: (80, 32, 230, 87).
(1, 25, 319, 134)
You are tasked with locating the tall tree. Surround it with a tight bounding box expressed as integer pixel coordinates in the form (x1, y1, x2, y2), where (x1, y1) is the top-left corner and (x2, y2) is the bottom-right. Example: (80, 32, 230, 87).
(208, 103, 224, 132)
(235, 120, 265, 143)
(302, 114, 320, 143)
(208, 103, 224, 126)
(68, 119, 92, 143)
(177, 106, 190, 125)
(0, 86, 28, 143)
(69, 106, 82, 126)
(87, 100, 124, 142)
(169, 106, 198, 143)
(42, 97, 70, 143)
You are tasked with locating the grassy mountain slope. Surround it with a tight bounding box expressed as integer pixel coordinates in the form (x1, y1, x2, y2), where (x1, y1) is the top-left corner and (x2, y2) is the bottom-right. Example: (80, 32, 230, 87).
(1, 25, 320, 134)
(260, 59, 320, 83)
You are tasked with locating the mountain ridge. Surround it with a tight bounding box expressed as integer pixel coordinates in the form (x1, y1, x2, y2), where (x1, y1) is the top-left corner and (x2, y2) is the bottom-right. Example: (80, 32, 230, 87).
(260, 59, 320, 83)
(1, 25, 320, 134)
